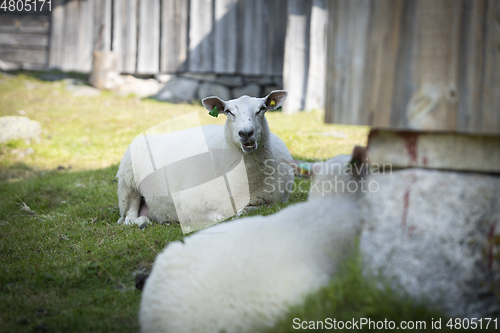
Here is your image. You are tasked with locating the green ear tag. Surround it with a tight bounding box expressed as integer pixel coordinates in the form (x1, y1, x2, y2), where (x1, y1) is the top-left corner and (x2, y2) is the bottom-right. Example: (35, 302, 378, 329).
(298, 163, 311, 174)
(209, 106, 219, 118)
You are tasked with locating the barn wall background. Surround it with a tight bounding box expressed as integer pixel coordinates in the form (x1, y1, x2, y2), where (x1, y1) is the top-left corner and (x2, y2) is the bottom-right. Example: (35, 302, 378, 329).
(0, 0, 327, 112)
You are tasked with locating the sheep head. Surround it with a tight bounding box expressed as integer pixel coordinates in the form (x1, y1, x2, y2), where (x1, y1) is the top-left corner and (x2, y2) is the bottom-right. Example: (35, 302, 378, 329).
(202, 90, 287, 154)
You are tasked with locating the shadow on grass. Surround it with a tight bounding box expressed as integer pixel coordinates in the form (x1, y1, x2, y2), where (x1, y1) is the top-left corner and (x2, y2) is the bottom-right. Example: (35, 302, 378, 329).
(0, 165, 183, 332)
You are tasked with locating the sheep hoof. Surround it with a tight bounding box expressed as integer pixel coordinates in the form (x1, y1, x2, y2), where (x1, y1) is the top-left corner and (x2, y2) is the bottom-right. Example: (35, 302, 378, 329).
(117, 217, 125, 224)
(124, 216, 142, 226)
(138, 216, 150, 229)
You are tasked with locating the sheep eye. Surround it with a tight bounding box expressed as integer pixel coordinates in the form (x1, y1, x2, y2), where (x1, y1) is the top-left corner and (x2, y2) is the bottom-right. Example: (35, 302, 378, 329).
(257, 107, 266, 114)
(226, 110, 234, 116)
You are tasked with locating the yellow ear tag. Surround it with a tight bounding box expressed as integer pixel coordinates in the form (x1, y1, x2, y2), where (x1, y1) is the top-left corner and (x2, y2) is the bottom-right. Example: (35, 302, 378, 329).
(270, 100, 276, 107)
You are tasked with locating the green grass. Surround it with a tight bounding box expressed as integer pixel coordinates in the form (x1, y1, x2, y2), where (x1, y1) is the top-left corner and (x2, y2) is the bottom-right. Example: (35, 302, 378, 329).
(265, 251, 499, 333)
(0, 71, 481, 332)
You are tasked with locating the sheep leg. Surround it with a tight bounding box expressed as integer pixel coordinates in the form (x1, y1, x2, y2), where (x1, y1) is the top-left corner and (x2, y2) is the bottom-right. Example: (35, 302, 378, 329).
(119, 189, 149, 227)
(117, 148, 150, 227)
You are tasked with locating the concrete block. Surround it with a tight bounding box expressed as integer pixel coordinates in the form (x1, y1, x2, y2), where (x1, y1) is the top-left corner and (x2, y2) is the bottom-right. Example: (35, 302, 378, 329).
(360, 168, 500, 318)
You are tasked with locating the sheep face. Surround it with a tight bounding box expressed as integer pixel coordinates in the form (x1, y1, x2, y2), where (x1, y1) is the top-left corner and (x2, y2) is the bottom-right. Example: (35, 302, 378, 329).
(202, 90, 287, 154)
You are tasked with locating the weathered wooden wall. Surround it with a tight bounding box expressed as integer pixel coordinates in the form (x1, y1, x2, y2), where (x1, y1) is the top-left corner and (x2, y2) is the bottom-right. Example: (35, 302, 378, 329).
(325, 0, 500, 135)
(0, 7, 51, 70)
(283, 0, 327, 113)
(46, 0, 288, 76)
(0, 0, 327, 112)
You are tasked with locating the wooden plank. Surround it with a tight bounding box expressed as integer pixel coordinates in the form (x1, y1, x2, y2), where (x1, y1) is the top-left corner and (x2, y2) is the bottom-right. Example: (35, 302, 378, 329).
(112, 0, 124, 71)
(0, 15, 50, 31)
(367, 130, 500, 173)
(113, 0, 139, 72)
(457, 0, 485, 133)
(304, 0, 327, 110)
(93, 0, 112, 52)
(478, 0, 500, 133)
(214, 0, 238, 73)
(0, 46, 47, 65)
(266, 0, 288, 76)
(0, 32, 49, 47)
(77, 0, 94, 72)
(282, 0, 312, 113)
(61, 0, 79, 71)
(325, 0, 500, 135)
(240, 0, 268, 75)
(0, 25, 49, 33)
(113, 0, 137, 73)
(137, 0, 160, 74)
(49, 0, 65, 68)
(161, 0, 188, 73)
(360, 0, 403, 127)
(189, 0, 213, 72)
(405, 0, 461, 131)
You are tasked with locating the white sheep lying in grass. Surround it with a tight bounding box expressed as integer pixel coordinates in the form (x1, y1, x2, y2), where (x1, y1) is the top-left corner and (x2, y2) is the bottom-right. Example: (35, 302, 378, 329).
(116, 90, 293, 229)
(139, 146, 367, 333)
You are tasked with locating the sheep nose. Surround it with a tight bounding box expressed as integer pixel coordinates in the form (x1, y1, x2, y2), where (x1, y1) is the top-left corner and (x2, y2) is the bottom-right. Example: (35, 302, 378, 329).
(238, 130, 254, 139)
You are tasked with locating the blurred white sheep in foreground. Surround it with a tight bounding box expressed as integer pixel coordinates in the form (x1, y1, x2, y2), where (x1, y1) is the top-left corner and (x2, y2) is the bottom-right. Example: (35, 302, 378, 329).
(139, 146, 367, 333)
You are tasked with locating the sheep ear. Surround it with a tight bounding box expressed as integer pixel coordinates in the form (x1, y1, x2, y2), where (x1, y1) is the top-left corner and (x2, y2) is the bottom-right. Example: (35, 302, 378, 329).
(350, 146, 368, 176)
(264, 90, 287, 110)
(202, 96, 226, 114)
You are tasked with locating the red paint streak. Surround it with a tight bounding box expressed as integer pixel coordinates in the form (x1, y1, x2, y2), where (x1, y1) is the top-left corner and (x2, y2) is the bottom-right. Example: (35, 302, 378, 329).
(401, 172, 416, 228)
(408, 225, 417, 237)
(402, 188, 410, 227)
(398, 132, 420, 166)
(488, 221, 497, 269)
(423, 156, 428, 167)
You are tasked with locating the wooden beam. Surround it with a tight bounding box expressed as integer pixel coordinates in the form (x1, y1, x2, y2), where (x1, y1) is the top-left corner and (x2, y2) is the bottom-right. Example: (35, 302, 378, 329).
(161, 0, 189, 73)
(266, 0, 288, 76)
(137, 0, 160, 74)
(49, 0, 65, 69)
(214, 0, 238, 74)
(283, 0, 312, 113)
(240, 0, 269, 75)
(304, 0, 327, 110)
(189, 0, 213, 72)
(367, 129, 500, 174)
